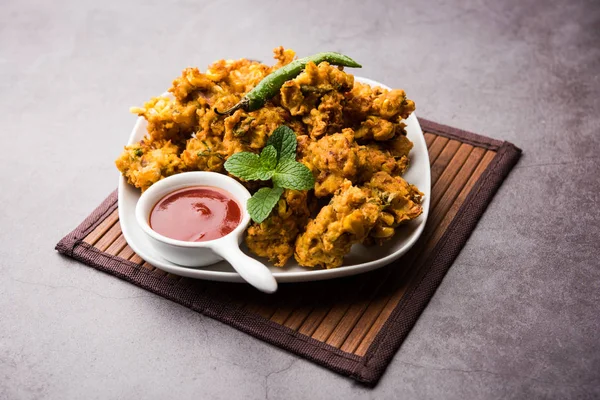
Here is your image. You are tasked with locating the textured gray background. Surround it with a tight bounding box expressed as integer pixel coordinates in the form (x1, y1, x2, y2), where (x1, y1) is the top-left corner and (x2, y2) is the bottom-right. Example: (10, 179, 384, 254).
(1, 0, 599, 398)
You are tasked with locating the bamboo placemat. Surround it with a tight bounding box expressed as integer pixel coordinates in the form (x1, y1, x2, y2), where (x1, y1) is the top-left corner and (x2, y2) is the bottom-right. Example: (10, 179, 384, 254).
(56, 119, 521, 385)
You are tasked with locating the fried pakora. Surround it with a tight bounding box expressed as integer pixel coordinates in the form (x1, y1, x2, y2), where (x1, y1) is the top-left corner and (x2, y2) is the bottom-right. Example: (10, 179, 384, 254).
(294, 172, 423, 268)
(364, 171, 424, 245)
(294, 180, 380, 269)
(116, 47, 422, 268)
(280, 61, 353, 137)
(301, 129, 359, 197)
(344, 81, 415, 123)
(116, 139, 182, 191)
(245, 189, 314, 266)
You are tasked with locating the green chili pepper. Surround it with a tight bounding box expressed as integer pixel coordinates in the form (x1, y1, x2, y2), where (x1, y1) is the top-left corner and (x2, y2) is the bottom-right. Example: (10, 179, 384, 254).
(215, 52, 361, 116)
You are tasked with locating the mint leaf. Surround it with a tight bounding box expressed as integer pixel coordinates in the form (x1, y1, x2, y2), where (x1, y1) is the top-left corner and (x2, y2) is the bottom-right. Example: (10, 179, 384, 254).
(224, 152, 262, 180)
(267, 125, 297, 162)
(224, 146, 278, 181)
(272, 160, 315, 190)
(251, 145, 276, 180)
(259, 145, 278, 171)
(247, 187, 285, 223)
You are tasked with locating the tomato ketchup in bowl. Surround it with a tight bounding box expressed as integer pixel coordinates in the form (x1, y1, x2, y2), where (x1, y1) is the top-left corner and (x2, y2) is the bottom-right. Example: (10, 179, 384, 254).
(135, 171, 277, 293)
(149, 187, 242, 243)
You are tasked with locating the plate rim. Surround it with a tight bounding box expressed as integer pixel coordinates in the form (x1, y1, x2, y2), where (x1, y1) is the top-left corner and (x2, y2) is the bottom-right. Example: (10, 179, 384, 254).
(118, 76, 431, 282)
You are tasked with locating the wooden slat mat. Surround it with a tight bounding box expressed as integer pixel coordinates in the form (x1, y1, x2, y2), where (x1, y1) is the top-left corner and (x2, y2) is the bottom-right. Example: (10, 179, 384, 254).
(56, 119, 521, 385)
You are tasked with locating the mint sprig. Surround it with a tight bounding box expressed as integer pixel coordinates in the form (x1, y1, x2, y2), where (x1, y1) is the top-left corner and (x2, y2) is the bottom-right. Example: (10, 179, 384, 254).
(224, 125, 314, 223)
(247, 187, 285, 223)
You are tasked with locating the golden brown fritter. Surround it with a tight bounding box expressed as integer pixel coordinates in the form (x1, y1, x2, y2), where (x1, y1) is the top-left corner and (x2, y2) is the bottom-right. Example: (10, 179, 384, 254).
(130, 97, 200, 145)
(357, 143, 410, 182)
(169, 67, 219, 103)
(245, 190, 313, 266)
(198, 57, 272, 95)
(344, 81, 415, 123)
(197, 94, 240, 139)
(372, 88, 415, 120)
(280, 82, 319, 116)
(354, 116, 396, 141)
(364, 171, 423, 244)
(295, 134, 312, 160)
(280, 61, 354, 114)
(280, 61, 353, 138)
(116, 47, 421, 269)
(168, 59, 269, 107)
(301, 129, 359, 197)
(222, 106, 289, 155)
(180, 136, 225, 173)
(115, 140, 182, 191)
(384, 131, 413, 158)
(342, 81, 374, 122)
(294, 180, 380, 269)
(302, 128, 414, 197)
(272, 46, 296, 69)
(302, 91, 346, 138)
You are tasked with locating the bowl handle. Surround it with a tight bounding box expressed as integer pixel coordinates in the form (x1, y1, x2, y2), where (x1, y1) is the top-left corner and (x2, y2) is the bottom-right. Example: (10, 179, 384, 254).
(212, 242, 278, 293)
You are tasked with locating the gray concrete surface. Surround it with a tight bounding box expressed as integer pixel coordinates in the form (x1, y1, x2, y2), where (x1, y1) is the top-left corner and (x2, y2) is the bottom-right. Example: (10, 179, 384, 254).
(1, 0, 599, 398)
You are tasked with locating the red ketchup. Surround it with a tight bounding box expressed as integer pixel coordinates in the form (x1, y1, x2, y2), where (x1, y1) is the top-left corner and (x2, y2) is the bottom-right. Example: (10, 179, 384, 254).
(149, 186, 242, 242)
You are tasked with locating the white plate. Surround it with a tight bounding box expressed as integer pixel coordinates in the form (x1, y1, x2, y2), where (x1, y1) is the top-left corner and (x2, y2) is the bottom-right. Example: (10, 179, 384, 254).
(118, 77, 431, 283)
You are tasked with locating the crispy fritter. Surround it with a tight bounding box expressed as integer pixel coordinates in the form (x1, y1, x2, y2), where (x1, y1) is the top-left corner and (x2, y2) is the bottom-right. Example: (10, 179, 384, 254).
(364, 171, 423, 244)
(355, 116, 397, 141)
(302, 92, 346, 138)
(115, 140, 182, 191)
(169, 57, 272, 106)
(294, 171, 424, 267)
(245, 190, 313, 266)
(169, 67, 219, 103)
(357, 143, 410, 182)
(342, 81, 374, 122)
(272, 46, 296, 69)
(294, 180, 380, 269)
(372, 87, 415, 120)
(280, 61, 354, 114)
(130, 96, 200, 145)
(301, 129, 359, 197)
(222, 106, 289, 155)
(180, 136, 225, 173)
(344, 81, 416, 124)
(384, 131, 413, 158)
(302, 128, 414, 197)
(280, 61, 353, 137)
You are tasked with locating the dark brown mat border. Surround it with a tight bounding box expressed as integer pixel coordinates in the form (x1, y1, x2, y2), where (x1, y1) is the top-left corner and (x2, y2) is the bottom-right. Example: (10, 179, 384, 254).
(56, 119, 521, 386)
(419, 117, 504, 151)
